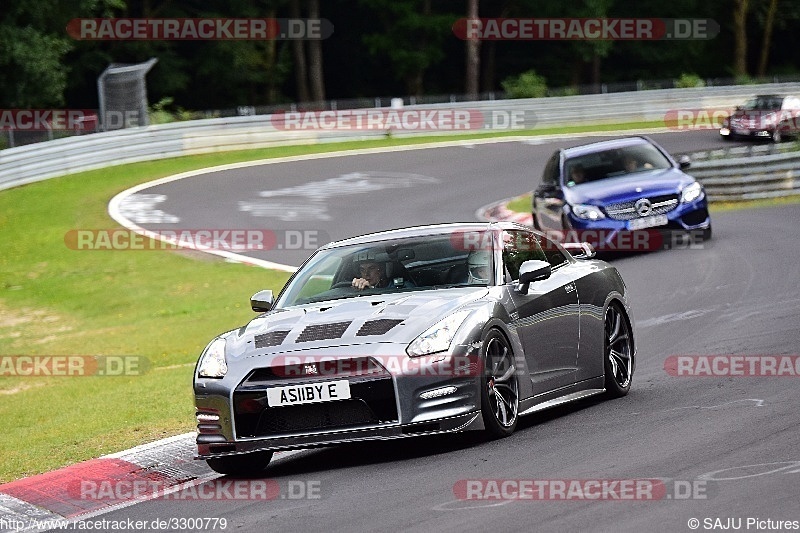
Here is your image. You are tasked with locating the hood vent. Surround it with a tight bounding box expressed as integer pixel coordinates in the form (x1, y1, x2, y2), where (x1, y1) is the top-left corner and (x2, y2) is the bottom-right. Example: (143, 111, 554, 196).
(296, 321, 352, 342)
(254, 330, 291, 349)
(356, 319, 404, 336)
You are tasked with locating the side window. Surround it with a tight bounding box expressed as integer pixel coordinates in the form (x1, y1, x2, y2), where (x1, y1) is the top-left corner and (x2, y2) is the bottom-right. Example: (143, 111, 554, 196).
(501, 230, 547, 281)
(542, 152, 561, 186)
(540, 236, 568, 268)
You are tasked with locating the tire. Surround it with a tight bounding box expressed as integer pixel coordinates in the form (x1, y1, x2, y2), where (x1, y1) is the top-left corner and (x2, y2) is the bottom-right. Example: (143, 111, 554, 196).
(206, 450, 273, 476)
(772, 129, 783, 143)
(702, 224, 712, 243)
(603, 303, 634, 398)
(480, 329, 519, 438)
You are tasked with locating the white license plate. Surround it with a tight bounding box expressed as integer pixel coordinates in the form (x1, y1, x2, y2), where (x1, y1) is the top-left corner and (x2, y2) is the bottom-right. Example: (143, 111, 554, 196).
(266, 380, 351, 407)
(629, 214, 668, 230)
(734, 128, 750, 135)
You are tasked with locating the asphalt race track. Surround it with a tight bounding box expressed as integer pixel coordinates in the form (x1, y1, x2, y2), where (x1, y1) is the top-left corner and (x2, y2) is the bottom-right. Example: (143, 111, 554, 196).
(100, 131, 800, 532)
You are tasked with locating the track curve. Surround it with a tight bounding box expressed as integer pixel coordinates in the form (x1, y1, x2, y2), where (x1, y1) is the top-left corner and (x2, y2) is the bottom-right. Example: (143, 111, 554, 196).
(100, 130, 800, 532)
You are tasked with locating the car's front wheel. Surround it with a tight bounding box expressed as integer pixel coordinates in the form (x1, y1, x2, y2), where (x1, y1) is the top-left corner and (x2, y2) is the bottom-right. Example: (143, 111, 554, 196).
(480, 329, 519, 437)
(603, 303, 634, 398)
(206, 450, 273, 476)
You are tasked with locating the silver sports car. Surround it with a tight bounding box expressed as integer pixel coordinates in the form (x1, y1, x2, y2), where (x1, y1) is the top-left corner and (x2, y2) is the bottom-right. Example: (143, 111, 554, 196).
(194, 222, 635, 475)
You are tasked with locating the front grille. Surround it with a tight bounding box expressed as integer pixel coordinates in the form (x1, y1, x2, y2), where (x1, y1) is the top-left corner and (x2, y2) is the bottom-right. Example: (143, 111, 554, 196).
(605, 194, 679, 220)
(234, 377, 398, 438)
(356, 319, 404, 336)
(296, 321, 351, 342)
(257, 400, 377, 434)
(254, 330, 290, 348)
(243, 357, 390, 384)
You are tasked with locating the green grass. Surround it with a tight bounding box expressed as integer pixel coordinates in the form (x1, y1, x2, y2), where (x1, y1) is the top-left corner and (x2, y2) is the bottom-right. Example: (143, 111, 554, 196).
(0, 120, 712, 483)
(505, 194, 533, 214)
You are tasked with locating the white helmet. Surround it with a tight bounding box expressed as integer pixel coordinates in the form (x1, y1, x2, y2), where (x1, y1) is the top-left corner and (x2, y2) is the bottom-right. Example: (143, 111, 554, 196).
(467, 250, 492, 284)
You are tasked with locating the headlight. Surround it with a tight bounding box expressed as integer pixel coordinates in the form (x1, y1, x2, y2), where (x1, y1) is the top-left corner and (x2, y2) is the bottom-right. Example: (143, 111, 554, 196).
(681, 182, 703, 203)
(406, 310, 472, 357)
(197, 337, 228, 378)
(572, 204, 605, 220)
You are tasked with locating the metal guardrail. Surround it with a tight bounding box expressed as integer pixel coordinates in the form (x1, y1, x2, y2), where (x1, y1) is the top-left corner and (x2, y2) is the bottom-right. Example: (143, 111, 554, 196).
(2, 82, 800, 192)
(687, 148, 800, 201)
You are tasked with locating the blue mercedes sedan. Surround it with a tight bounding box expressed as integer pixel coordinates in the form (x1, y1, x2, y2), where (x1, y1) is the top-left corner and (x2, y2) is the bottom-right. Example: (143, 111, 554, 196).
(531, 136, 711, 252)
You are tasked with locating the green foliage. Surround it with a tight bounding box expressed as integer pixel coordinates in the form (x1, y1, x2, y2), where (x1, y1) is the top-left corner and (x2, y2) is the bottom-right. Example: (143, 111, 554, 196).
(676, 73, 705, 88)
(359, 0, 456, 94)
(502, 70, 548, 99)
(148, 96, 176, 124)
(0, 26, 71, 107)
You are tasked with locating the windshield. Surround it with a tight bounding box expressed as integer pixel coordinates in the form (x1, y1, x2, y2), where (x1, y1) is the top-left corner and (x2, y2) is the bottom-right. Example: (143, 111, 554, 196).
(563, 143, 672, 187)
(276, 231, 494, 307)
(742, 96, 783, 111)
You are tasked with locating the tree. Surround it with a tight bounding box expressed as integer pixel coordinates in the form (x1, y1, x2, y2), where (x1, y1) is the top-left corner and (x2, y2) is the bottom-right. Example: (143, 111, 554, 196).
(757, 0, 778, 77)
(360, 0, 456, 97)
(306, 0, 326, 101)
(0, 0, 124, 107)
(465, 0, 480, 98)
(733, 0, 749, 78)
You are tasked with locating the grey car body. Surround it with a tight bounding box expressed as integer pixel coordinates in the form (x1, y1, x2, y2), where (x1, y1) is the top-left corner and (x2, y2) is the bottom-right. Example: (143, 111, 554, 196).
(193, 222, 636, 475)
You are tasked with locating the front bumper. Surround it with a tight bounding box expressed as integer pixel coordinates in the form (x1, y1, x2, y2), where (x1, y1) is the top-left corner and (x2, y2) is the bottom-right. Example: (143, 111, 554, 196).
(720, 126, 774, 140)
(194, 344, 484, 459)
(563, 197, 710, 252)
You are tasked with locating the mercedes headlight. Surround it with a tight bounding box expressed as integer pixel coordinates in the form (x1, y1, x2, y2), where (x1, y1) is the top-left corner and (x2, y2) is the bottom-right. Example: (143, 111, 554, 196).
(406, 310, 471, 357)
(197, 337, 228, 378)
(572, 204, 605, 220)
(681, 182, 703, 203)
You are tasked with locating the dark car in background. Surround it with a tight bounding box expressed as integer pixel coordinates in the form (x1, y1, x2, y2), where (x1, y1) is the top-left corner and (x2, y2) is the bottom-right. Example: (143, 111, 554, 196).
(532, 136, 711, 252)
(719, 94, 800, 143)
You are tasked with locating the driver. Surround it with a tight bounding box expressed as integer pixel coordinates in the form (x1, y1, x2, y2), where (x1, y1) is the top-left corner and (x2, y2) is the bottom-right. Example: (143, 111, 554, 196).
(467, 250, 492, 284)
(352, 260, 389, 290)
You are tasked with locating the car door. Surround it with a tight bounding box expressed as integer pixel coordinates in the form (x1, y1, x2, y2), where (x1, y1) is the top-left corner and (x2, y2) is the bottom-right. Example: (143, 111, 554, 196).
(502, 229, 579, 394)
(533, 151, 566, 230)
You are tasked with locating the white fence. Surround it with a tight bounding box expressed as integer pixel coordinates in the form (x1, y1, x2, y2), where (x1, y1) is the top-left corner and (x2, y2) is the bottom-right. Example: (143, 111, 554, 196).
(2, 82, 800, 193)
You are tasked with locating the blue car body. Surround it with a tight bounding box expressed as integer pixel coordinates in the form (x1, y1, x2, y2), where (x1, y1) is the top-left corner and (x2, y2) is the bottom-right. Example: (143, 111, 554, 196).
(532, 136, 711, 251)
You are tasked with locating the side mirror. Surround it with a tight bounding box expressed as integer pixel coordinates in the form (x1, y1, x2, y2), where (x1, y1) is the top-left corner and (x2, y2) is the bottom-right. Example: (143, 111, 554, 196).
(536, 182, 558, 196)
(562, 242, 596, 259)
(517, 259, 551, 293)
(678, 155, 691, 170)
(250, 289, 274, 312)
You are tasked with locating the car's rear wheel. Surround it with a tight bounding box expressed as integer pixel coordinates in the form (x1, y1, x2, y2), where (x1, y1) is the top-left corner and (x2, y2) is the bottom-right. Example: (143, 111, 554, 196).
(480, 329, 519, 437)
(603, 303, 634, 398)
(206, 450, 273, 476)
